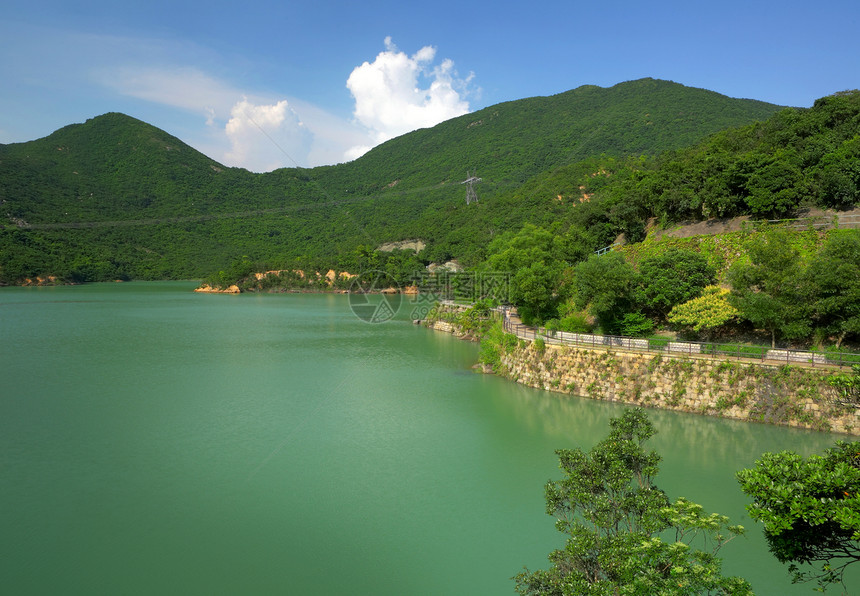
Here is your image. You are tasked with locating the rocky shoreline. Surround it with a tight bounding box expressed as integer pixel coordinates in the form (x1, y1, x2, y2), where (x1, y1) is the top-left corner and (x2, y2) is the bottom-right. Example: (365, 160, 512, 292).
(422, 304, 860, 435)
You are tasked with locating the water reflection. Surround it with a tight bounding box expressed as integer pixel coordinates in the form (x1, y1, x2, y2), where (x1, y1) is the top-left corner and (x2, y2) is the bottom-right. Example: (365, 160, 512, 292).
(489, 377, 837, 461)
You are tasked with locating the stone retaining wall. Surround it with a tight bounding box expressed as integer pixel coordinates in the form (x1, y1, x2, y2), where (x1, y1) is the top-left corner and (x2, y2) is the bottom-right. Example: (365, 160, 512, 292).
(497, 342, 859, 435)
(422, 304, 859, 435)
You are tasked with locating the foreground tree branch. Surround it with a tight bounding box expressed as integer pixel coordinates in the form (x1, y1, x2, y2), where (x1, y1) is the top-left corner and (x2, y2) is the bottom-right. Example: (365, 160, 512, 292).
(515, 409, 751, 595)
(737, 441, 860, 593)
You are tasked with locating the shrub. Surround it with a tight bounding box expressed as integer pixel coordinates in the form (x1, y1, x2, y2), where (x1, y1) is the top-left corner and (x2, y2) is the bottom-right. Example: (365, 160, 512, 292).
(620, 312, 654, 337)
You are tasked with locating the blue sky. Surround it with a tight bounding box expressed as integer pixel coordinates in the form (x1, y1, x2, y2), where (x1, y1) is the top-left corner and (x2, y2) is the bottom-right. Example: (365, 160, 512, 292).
(2, 0, 858, 171)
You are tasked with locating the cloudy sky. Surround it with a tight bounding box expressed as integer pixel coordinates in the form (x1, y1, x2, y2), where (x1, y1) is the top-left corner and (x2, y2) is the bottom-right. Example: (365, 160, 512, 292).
(1, 0, 858, 171)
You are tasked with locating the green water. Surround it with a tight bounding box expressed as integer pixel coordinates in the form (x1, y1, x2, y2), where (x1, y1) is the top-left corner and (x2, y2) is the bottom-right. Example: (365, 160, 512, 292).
(0, 282, 846, 594)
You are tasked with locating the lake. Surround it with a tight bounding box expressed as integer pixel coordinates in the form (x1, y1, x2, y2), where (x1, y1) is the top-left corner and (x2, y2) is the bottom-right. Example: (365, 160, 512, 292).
(0, 282, 846, 594)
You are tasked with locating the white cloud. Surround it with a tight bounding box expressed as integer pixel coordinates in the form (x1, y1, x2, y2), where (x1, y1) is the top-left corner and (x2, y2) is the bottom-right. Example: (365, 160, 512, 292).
(223, 98, 313, 173)
(345, 37, 473, 158)
(98, 62, 322, 170)
(3, 24, 474, 170)
(101, 66, 238, 120)
(285, 98, 374, 167)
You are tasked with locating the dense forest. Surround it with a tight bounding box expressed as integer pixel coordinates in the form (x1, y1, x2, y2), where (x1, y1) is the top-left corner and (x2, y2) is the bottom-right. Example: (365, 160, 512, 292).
(2, 79, 860, 349)
(472, 89, 860, 348)
(474, 223, 860, 349)
(0, 78, 785, 283)
(225, 87, 860, 350)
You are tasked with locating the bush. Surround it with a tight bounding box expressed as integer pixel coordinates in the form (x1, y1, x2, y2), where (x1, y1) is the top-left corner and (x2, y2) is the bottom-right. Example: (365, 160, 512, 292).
(621, 312, 654, 337)
(478, 322, 520, 371)
(559, 312, 591, 333)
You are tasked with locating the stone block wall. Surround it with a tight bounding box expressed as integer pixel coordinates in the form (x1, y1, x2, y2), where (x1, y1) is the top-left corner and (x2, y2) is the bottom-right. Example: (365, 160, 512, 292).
(498, 343, 860, 435)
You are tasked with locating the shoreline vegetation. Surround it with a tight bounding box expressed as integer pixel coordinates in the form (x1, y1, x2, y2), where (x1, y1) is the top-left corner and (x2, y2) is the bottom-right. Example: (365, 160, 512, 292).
(5, 87, 859, 433)
(194, 268, 356, 294)
(191, 220, 860, 351)
(421, 302, 860, 435)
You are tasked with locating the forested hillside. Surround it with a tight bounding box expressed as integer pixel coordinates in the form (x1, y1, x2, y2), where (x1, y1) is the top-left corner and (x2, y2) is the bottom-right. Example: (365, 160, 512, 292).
(0, 79, 784, 283)
(512, 89, 860, 244)
(8, 79, 853, 283)
(468, 89, 860, 348)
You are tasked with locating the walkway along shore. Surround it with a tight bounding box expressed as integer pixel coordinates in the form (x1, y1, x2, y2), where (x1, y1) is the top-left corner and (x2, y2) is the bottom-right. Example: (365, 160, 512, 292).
(424, 303, 860, 435)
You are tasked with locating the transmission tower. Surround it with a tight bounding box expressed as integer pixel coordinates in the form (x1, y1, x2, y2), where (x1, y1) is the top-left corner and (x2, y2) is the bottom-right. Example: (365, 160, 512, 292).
(460, 171, 482, 205)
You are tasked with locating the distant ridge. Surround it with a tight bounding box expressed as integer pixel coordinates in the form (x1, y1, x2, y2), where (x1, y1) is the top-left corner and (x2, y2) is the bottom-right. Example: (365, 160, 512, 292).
(0, 78, 786, 283)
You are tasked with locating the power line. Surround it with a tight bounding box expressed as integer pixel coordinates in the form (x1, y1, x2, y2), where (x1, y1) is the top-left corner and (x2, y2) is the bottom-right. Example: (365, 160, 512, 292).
(4, 179, 501, 231)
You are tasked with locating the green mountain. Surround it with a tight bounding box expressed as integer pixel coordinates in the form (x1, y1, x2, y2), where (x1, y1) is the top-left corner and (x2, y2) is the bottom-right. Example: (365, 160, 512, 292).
(0, 78, 785, 283)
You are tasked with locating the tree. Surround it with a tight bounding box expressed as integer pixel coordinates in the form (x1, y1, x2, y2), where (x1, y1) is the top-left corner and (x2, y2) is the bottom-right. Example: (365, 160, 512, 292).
(727, 229, 810, 347)
(804, 232, 860, 347)
(513, 261, 563, 323)
(667, 286, 739, 337)
(744, 150, 804, 217)
(815, 137, 860, 208)
(485, 224, 567, 324)
(572, 252, 639, 334)
(737, 442, 860, 592)
(638, 248, 716, 319)
(515, 409, 751, 596)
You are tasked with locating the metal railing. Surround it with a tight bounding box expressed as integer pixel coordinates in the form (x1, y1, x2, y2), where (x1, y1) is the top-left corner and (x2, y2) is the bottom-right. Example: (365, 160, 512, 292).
(837, 214, 860, 229)
(594, 242, 620, 256)
(742, 213, 860, 232)
(502, 316, 860, 368)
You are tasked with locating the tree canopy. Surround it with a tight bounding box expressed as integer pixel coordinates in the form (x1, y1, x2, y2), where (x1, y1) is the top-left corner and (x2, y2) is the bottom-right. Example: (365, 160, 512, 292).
(483, 224, 572, 323)
(727, 229, 810, 347)
(638, 248, 716, 319)
(737, 441, 860, 592)
(804, 231, 860, 347)
(515, 409, 750, 596)
(667, 286, 739, 335)
(572, 253, 639, 333)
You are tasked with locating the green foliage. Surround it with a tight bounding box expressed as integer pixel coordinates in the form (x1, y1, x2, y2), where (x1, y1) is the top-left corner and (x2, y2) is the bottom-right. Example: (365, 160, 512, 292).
(667, 286, 740, 334)
(638, 248, 716, 318)
(0, 80, 785, 285)
(478, 321, 519, 372)
(826, 364, 860, 407)
(626, 90, 860, 221)
(558, 312, 591, 333)
(514, 409, 750, 595)
(728, 229, 811, 347)
(447, 299, 499, 336)
(804, 232, 860, 348)
(484, 224, 570, 323)
(815, 135, 860, 208)
(572, 253, 639, 334)
(737, 442, 860, 592)
(744, 149, 805, 217)
(619, 312, 654, 337)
